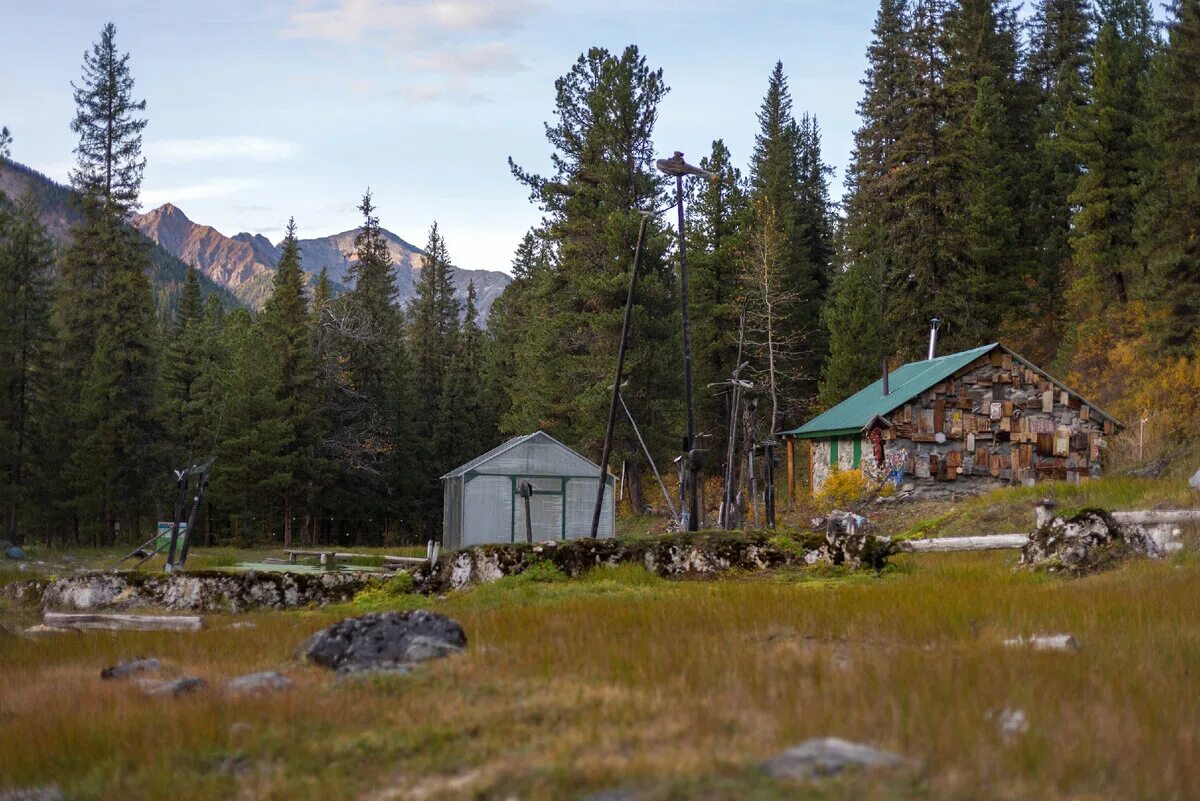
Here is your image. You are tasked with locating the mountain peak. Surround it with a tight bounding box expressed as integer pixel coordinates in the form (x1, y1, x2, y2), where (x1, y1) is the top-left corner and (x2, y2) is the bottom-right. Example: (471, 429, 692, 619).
(149, 202, 190, 221)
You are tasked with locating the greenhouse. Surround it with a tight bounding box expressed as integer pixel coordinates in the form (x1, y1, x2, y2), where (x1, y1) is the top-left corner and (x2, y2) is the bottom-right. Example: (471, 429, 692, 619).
(441, 430, 616, 550)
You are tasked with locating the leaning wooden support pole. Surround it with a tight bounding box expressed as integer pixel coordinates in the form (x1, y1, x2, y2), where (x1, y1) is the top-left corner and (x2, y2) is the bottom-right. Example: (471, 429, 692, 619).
(43, 612, 203, 632)
(895, 534, 1029, 553)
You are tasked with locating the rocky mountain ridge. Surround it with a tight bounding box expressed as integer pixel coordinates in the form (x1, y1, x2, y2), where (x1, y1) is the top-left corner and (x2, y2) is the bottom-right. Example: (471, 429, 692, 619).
(132, 203, 510, 317)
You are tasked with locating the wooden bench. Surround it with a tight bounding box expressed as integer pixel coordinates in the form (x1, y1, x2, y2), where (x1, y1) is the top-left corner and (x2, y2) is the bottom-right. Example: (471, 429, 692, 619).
(284, 541, 441, 569)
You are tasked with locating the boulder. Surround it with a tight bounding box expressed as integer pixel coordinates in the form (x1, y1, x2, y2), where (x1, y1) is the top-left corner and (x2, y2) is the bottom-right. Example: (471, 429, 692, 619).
(137, 676, 207, 697)
(224, 671, 292, 693)
(6, 546, 25, 561)
(761, 737, 907, 780)
(101, 657, 163, 679)
(1019, 509, 1160, 575)
(299, 610, 466, 674)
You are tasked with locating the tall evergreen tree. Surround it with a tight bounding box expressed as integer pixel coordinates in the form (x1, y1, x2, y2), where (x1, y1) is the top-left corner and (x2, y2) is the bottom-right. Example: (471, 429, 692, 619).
(407, 222, 462, 526)
(748, 62, 829, 416)
(1022, 0, 1095, 361)
(56, 21, 158, 544)
(0, 191, 55, 542)
(260, 218, 316, 546)
(69, 22, 147, 217)
(508, 45, 677, 513)
(1140, 0, 1200, 354)
(832, 0, 911, 399)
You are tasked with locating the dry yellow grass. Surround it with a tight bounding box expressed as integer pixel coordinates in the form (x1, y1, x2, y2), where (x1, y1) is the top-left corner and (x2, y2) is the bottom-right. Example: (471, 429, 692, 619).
(2, 552, 1198, 800)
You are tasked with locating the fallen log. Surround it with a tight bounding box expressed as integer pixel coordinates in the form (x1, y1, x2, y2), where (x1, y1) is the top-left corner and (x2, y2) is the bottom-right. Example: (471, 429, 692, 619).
(895, 534, 1029, 553)
(43, 612, 202, 632)
(1110, 510, 1200, 525)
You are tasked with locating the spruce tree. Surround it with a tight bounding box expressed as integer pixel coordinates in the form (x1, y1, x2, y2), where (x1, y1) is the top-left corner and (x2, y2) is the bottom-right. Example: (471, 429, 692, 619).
(1140, 0, 1200, 354)
(508, 45, 677, 512)
(0, 191, 55, 542)
(69, 22, 147, 217)
(160, 267, 205, 460)
(260, 219, 316, 547)
(748, 62, 828, 415)
(1022, 0, 1095, 361)
(407, 222, 462, 526)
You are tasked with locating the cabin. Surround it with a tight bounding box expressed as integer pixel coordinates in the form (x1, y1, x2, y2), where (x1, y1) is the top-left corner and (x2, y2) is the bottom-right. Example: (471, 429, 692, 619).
(441, 430, 615, 550)
(779, 343, 1123, 496)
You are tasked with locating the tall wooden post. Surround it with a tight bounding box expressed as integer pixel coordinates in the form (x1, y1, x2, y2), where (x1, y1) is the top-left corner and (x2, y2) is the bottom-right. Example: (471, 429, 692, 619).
(786, 437, 795, 505)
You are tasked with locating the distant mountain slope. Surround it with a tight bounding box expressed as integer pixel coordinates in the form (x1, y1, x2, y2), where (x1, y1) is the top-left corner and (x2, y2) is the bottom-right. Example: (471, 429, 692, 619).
(0, 158, 239, 310)
(132, 205, 511, 318)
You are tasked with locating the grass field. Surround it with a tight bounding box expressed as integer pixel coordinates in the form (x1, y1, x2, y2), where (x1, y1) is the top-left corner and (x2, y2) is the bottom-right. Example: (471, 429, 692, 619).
(3, 534, 1198, 800)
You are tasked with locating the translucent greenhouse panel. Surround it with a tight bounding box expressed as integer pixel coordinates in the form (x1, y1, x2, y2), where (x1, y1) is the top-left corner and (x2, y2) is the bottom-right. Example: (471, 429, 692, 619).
(485, 437, 597, 477)
(565, 478, 613, 539)
(514, 491, 564, 541)
(463, 475, 513, 546)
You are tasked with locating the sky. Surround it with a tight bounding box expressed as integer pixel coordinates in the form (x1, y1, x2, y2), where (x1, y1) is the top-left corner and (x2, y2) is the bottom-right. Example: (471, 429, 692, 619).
(0, 0, 879, 274)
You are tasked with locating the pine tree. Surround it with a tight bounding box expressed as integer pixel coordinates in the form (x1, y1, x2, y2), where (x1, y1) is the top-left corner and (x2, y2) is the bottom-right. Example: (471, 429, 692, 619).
(324, 191, 403, 524)
(407, 222, 462, 526)
(1022, 0, 1095, 361)
(508, 45, 677, 513)
(832, 0, 911, 398)
(0, 127, 11, 159)
(1067, 0, 1153, 305)
(160, 267, 205, 460)
(56, 21, 158, 545)
(0, 191, 54, 542)
(260, 219, 316, 547)
(686, 140, 747, 457)
(439, 282, 491, 472)
(69, 22, 147, 218)
(1140, 0, 1200, 354)
(748, 62, 828, 415)
(211, 310, 291, 543)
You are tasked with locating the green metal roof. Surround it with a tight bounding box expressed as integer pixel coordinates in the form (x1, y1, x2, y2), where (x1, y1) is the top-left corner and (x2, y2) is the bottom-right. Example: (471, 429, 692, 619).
(780, 342, 1124, 439)
(781, 344, 998, 439)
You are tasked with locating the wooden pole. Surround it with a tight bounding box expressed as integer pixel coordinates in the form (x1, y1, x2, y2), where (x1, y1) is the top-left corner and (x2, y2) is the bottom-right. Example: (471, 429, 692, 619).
(43, 613, 203, 632)
(786, 437, 796, 505)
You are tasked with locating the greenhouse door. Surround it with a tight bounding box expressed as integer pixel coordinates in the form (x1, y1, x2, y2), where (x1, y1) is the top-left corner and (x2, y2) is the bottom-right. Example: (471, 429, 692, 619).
(512, 477, 566, 542)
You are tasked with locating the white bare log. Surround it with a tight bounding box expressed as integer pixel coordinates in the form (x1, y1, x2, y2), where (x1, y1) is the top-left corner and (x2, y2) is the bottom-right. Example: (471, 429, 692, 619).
(1003, 634, 1079, 652)
(43, 612, 203, 632)
(1110, 510, 1200, 525)
(896, 534, 1029, 553)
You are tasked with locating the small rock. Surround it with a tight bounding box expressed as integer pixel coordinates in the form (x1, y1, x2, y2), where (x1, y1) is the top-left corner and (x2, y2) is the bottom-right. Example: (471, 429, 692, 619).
(992, 707, 1029, 742)
(5, 546, 25, 561)
(761, 737, 906, 780)
(214, 753, 251, 777)
(137, 676, 207, 697)
(299, 610, 466, 673)
(0, 786, 63, 801)
(581, 790, 643, 801)
(1191, 468, 1200, 490)
(1002, 634, 1079, 652)
(101, 657, 163, 680)
(224, 671, 292, 693)
(1129, 459, 1169, 479)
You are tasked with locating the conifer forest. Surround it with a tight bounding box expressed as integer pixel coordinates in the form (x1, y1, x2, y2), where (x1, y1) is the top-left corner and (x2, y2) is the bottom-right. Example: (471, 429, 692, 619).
(3, 1, 1200, 548)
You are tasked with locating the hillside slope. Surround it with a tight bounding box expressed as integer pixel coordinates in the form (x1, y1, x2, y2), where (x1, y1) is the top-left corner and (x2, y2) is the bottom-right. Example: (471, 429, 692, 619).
(0, 158, 239, 309)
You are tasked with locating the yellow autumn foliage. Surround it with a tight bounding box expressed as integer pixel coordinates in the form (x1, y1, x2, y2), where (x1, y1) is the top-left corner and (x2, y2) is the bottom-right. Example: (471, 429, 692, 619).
(814, 468, 872, 512)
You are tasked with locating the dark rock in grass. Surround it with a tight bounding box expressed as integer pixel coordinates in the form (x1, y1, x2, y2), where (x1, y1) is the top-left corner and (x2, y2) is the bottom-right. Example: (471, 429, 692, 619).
(761, 737, 906, 780)
(1019, 509, 1160, 576)
(137, 676, 207, 697)
(5, 546, 25, 560)
(100, 657, 163, 679)
(300, 610, 466, 673)
(0, 786, 63, 801)
(224, 671, 293, 693)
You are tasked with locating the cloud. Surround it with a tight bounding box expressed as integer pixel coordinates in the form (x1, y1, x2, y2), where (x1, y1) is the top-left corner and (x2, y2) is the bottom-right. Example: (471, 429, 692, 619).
(147, 136, 301, 164)
(283, 0, 529, 45)
(142, 178, 264, 208)
(281, 0, 532, 101)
